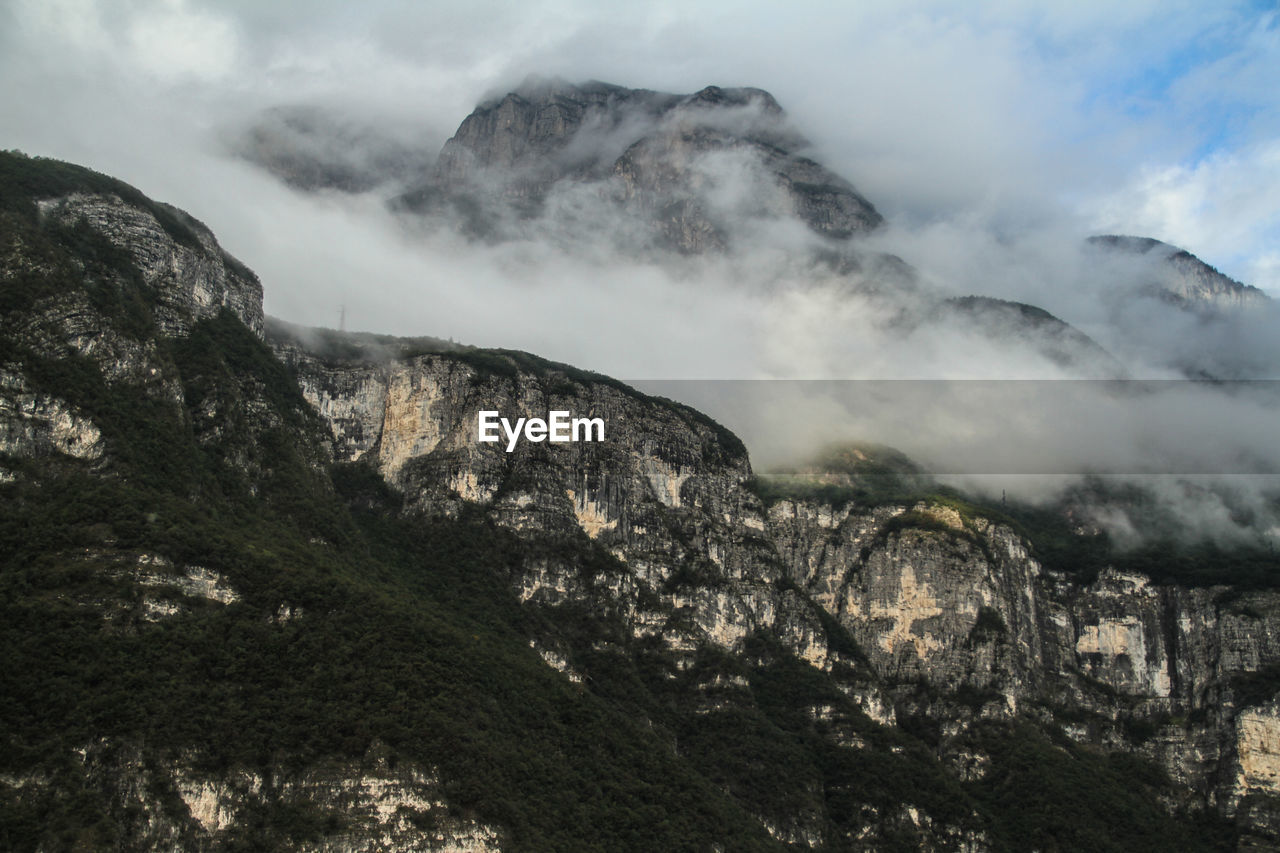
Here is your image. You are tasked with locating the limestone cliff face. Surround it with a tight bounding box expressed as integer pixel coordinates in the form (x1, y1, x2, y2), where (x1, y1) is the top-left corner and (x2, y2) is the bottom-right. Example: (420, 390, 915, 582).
(278, 333, 1280, 842)
(273, 337, 842, 667)
(1, 184, 262, 468)
(0, 368, 103, 462)
(769, 495, 1280, 828)
(35, 192, 263, 336)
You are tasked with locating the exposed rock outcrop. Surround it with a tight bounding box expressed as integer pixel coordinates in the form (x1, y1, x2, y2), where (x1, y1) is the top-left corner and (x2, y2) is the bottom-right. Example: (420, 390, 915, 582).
(398, 79, 882, 251)
(275, 323, 1280, 842)
(35, 192, 263, 337)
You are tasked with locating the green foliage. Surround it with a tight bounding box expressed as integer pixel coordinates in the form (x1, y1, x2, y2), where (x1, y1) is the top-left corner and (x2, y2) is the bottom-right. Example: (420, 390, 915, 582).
(968, 605, 1008, 645)
(749, 441, 931, 509)
(1112, 540, 1280, 590)
(872, 509, 995, 565)
(963, 721, 1231, 852)
(262, 315, 458, 361)
(0, 305, 781, 851)
(1229, 663, 1280, 710)
(0, 150, 204, 250)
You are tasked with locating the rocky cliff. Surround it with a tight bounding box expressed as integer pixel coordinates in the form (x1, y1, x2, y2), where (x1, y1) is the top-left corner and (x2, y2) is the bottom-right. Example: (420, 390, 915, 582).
(0, 153, 262, 466)
(7, 151, 1280, 851)
(396, 78, 882, 252)
(272, 316, 1280, 849)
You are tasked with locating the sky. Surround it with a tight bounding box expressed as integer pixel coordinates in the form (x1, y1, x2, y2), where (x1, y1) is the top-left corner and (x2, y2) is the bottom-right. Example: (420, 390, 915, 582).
(2, 0, 1280, 533)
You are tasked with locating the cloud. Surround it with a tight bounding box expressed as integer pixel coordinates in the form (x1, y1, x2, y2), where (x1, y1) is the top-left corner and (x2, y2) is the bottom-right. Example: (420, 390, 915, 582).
(1093, 142, 1280, 295)
(126, 0, 240, 80)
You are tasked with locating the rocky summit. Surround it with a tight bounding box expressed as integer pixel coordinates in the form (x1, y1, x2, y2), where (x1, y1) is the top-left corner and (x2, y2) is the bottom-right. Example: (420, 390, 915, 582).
(1086, 234, 1270, 310)
(3, 146, 1280, 852)
(231, 80, 1280, 382)
(393, 78, 883, 251)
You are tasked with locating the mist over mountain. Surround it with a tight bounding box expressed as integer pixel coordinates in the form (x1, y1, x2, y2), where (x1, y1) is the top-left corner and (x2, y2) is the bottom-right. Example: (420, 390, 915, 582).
(1086, 234, 1268, 310)
(1074, 234, 1280, 380)
(231, 79, 1130, 377)
(230, 77, 1275, 385)
(227, 104, 435, 194)
(401, 78, 882, 252)
(210, 78, 1280, 552)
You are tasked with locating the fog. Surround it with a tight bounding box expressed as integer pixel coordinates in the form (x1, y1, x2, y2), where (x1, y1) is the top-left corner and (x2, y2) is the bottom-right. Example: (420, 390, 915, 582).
(2, 0, 1278, 543)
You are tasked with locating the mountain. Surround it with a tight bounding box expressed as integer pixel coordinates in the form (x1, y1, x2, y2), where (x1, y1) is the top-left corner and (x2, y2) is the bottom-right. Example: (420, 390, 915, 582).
(398, 78, 882, 251)
(1080, 236, 1277, 379)
(231, 81, 1135, 376)
(291, 77, 880, 253)
(7, 150, 1280, 850)
(228, 84, 1273, 379)
(930, 295, 1125, 375)
(0, 150, 781, 851)
(1087, 234, 1269, 310)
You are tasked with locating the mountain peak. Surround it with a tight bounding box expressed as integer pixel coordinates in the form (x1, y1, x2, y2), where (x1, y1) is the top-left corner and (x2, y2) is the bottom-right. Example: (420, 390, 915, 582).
(408, 78, 881, 251)
(685, 84, 783, 113)
(1087, 233, 1268, 309)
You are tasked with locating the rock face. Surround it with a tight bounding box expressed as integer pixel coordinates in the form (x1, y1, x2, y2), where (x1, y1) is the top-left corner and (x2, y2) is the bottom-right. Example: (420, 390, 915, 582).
(35, 192, 263, 337)
(0, 157, 262, 466)
(271, 330, 811, 664)
(0, 368, 103, 462)
(275, 322, 1280, 845)
(3, 741, 500, 852)
(399, 79, 882, 251)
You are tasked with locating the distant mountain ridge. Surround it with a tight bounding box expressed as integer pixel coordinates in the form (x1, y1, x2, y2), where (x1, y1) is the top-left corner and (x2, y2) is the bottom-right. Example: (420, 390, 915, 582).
(937, 295, 1124, 373)
(228, 104, 434, 193)
(1087, 234, 1269, 310)
(226, 79, 1274, 380)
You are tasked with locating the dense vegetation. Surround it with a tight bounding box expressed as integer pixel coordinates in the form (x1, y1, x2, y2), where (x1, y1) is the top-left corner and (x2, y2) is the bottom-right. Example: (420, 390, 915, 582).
(0, 158, 769, 848)
(1, 312, 1229, 852)
(0, 310, 780, 851)
(1, 150, 203, 250)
